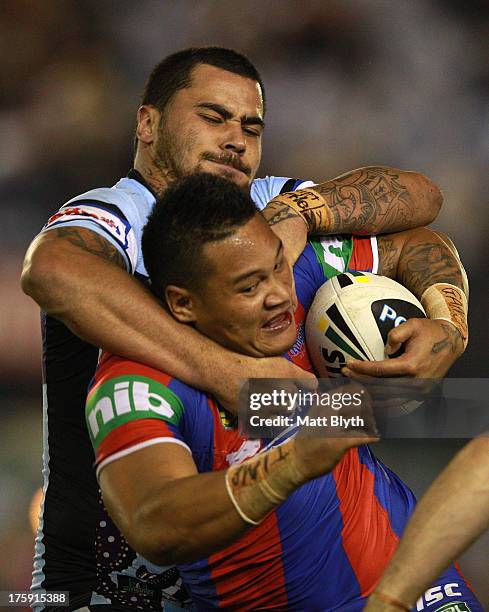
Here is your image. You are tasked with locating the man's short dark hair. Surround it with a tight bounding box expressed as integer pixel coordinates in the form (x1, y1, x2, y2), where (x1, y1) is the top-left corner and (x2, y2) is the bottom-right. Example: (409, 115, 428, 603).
(141, 46, 265, 115)
(142, 173, 258, 298)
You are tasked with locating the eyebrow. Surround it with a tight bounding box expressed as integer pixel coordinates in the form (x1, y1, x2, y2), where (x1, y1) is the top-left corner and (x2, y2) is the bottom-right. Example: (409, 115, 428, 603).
(232, 241, 283, 286)
(195, 102, 265, 128)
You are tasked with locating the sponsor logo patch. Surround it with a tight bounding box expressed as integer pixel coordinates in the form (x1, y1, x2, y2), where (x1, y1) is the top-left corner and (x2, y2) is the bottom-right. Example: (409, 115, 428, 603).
(86, 375, 184, 446)
(433, 603, 471, 612)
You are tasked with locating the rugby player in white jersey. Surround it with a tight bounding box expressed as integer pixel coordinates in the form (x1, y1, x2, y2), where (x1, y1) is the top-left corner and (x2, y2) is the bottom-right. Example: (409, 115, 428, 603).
(21, 47, 464, 610)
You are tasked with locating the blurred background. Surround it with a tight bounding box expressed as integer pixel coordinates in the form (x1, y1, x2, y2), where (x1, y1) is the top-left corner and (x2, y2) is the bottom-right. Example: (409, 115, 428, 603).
(1, 0, 488, 605)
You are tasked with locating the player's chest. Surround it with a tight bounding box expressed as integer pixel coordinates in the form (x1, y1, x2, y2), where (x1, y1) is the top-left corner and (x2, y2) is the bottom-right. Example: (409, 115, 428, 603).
(186, 399, 263, 472)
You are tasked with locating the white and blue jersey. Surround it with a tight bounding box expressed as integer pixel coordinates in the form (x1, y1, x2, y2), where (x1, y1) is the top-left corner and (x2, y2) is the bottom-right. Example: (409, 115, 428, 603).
(42, 170, 314, 278)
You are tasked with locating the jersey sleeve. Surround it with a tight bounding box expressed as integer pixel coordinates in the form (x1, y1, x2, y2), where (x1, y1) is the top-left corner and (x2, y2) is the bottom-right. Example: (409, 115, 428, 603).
(85, 358, 192, 478)
(40, 189, 139, 273)
(250, 176, 316, 211)
(348, 236, 379, 274)
(293, 235, 378, 312)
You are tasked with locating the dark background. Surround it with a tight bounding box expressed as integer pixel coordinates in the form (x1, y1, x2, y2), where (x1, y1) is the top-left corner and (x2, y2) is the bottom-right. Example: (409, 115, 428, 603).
(1, 0, 488, 603)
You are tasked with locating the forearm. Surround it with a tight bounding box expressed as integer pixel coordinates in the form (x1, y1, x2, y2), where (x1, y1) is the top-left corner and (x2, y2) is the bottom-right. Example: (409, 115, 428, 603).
(370, 437, 489, 608)
(379, 227, 468, 349)
(22, 234, 246, 398)
(131, 470, 248, 564)
(108, 439, 306, 564)
(263, 167, 442, 238)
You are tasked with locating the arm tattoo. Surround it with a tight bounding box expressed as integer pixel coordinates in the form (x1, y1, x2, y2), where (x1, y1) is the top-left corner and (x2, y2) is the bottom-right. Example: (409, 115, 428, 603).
(377, 236, 401, 278)
(50, 227, 126, 269)
(313, 167, 415, 235)
(397, 242, 464, 298)
(378, 234, 466, 299)
(261, 200, 299, 226)
(432, 322, 463, 354)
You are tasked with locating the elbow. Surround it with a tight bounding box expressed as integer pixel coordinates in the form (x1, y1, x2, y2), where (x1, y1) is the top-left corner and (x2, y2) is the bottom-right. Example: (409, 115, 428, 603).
(21, 241, 66, 314)
(407, 171, 443, 226)
(132, 533, 177, 567)
(128, 507, 190, 566)
(21, 247, 47, 300)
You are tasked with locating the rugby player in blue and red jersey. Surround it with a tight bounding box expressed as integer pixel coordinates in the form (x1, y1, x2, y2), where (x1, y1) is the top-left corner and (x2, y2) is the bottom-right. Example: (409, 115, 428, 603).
(85, 173, 479, 611)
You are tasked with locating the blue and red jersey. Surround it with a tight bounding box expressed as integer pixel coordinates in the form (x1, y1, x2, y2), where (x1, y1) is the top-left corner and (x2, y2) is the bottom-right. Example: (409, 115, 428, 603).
(86, 236, 480, 611)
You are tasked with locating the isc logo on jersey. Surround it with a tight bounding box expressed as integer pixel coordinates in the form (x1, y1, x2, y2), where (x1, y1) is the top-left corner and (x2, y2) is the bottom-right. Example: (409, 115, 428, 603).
(415, 583, 470, 611)
(86, 376, 183, 444)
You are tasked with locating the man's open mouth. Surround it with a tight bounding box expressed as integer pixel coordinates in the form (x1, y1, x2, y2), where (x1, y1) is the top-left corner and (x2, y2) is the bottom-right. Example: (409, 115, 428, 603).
(262, 311, 293, 332)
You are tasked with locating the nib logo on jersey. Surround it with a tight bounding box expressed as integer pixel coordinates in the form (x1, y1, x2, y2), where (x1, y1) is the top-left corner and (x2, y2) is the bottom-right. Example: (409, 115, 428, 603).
(372, 299, 426, 358)
(86, 375, 184, 446)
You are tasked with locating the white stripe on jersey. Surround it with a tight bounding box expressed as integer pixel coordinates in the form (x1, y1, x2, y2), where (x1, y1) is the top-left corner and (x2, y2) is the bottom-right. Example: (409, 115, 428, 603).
(370, 236, 379, 273)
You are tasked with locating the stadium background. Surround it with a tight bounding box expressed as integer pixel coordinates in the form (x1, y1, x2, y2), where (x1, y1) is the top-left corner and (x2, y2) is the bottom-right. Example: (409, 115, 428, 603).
(1, 0, 488, 606)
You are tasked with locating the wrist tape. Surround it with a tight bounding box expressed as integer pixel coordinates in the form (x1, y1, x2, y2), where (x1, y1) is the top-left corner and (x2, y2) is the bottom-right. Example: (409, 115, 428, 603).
(225, 441, 303, 525)
(421, 283, 468, 349)
(272, 189, 333, 233)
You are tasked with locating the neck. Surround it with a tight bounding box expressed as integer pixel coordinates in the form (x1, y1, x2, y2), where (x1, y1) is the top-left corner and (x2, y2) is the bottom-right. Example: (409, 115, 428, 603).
(133, 149, 173, 198)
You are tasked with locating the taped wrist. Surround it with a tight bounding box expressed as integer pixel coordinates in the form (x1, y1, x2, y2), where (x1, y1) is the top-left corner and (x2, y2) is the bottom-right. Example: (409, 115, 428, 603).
(225, 440, 303, 525)
(272, 189, 333, 233)
(421, 283, 468, 349)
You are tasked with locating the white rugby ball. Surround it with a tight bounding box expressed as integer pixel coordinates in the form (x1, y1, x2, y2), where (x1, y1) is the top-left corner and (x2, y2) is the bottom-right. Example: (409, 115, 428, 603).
(305, 271, 426, 377)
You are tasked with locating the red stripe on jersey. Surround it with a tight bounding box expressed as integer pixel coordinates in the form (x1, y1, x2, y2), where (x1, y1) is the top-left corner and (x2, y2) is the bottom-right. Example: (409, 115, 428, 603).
(208, 512, 288, 610)
(96, 418, 174, 465)
(94, 352, 172, 388)
(350, 237, 374, 271)
(453, 560, 476, 594)
(333, 448, 399, 596)
(288, 302, 314, 372)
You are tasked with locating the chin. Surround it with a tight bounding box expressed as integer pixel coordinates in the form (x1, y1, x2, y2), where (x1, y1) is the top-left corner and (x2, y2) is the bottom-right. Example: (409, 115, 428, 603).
(257, 328, 298, 357)
(201, 161, 249, 188)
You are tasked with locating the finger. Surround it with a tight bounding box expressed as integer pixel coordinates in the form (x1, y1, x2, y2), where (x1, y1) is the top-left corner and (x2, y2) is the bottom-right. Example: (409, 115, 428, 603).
(385, 320, 417, 355)
(345, 357, 416, 378)
(294, 373, 318, 392)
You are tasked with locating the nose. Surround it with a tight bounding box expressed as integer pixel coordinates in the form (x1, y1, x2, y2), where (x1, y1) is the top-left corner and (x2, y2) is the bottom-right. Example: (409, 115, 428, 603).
(264, 274, 292, 310)
(221, 121, 246, 155)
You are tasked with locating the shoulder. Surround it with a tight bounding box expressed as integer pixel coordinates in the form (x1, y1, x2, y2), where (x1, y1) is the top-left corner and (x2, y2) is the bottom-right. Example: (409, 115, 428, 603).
(41, 177, 156, 274)
(86, 354, 206, 449)
(65, 176, 155, 227)
(91, 353, 202, 410)
(251, 176, 316, 210)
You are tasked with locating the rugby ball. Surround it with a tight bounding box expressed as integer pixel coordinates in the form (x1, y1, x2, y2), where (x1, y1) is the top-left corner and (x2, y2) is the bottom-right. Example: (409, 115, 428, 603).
(305, 271, 426, 377)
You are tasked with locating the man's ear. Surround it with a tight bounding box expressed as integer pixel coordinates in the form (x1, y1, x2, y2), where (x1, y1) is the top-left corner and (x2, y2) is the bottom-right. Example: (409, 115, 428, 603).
(165, 285, 197, 323)
(136, 105, 161, 145)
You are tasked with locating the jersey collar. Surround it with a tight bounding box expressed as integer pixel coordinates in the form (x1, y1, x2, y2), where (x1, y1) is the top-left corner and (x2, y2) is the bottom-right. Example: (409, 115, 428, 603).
(127, 168, 159, 200)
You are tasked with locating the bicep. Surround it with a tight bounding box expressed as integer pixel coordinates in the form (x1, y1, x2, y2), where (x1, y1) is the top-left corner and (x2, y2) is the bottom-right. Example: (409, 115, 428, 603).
(377, 228, 466, 298)
(99, 442, 198, 532)
(33, 226, 127, 269)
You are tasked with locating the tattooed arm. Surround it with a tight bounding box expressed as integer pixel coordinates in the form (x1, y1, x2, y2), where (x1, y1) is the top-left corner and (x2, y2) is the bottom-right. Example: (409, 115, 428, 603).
(21, 227, 313, 410)
(263, 167, 442, 262)
(344, 228, 468, 379)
